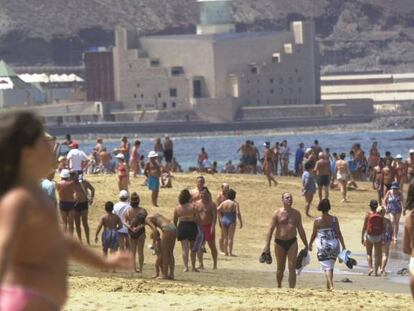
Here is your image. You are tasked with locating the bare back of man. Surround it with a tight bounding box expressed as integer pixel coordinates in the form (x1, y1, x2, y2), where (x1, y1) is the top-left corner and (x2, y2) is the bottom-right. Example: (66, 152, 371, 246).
(57, 180, 76, 234)
(315, 154, 331, 200)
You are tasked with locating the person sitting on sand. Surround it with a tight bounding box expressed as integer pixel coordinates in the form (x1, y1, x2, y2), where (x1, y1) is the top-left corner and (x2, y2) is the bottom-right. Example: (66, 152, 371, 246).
(262, 192, 308, 288)
(383, 182, 403, 242)
(0, 112, 132, 310)
(144, 151, 161, 207)
(195, 187, 218, 269)
(95, 201, 123, 256)
(146, 213, 177, 279)
(116, 154, 128, 191)
(217, 189, 242, 257)
(309, 199, 346, 291)
(302, 161, 316, 217)
(361, 200, 383, 276)
(174, 189, 199, 272)
(161, 166, 173, 188)
(403, 195, 414, 301)
(124, 192, 148, 273)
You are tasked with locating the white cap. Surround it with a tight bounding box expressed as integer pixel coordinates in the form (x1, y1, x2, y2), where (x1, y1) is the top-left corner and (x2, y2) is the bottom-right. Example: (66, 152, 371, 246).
(119, 190, 129, 199)
(148, 151, 159, 158)
(60, 169, 70, 179)
(410, 149, 414, 154)
(396, 154, 403, 159)
(115, 153, 125, 160)
(305, 148, 312, 154)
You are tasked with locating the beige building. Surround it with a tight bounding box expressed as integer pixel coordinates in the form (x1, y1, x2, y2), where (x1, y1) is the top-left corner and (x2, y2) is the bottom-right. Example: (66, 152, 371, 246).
(113, 0, 321, 122)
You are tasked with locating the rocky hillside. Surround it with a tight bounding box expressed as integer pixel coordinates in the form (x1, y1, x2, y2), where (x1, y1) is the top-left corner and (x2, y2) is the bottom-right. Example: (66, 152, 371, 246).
(0, 0, 414, 72)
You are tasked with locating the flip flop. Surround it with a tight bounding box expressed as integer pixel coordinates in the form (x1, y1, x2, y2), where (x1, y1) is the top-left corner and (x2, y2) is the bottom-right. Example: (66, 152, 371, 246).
(265, 252, 273, 265)
(341, 278, 352, 283)
(259, 252, 266, 263)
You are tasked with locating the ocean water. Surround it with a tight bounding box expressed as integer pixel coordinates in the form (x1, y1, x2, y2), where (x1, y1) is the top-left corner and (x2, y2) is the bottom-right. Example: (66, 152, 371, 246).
(64, 128, 414, 171)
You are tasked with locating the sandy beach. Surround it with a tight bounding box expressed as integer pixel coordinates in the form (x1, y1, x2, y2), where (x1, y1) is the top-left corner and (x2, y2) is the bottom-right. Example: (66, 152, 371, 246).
(64, 173, 413, 310)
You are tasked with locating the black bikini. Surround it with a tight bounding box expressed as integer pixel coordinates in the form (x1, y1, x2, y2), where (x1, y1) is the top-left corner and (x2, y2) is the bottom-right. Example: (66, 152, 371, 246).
(275, 237, 297, 252)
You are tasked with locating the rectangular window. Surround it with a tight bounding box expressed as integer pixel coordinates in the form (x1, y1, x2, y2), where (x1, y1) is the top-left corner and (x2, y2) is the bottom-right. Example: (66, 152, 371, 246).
(251, 67, 258, 74)
(150, 59, 160, 67)
(171, 67, 184, 76)
(170, 88, 177, 97)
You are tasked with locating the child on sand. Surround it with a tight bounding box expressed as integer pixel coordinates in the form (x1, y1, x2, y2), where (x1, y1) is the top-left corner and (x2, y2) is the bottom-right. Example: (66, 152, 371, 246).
(95, 201, 123, 256)
(150, 230, 162, 278)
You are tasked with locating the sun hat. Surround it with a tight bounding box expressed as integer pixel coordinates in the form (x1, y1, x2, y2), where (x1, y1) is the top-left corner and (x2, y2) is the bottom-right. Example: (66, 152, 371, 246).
(148, 151, 159, 158)
(119, 190, 129, 199)
(115, 153, 125, 160)
(396, 154, 403, 159)
(391, 182, 400, 189)
(60, 169, 70, 179)
(58, 156, 65, 162)
(305, 148, 312, 154)
(410, 149, 414, 154)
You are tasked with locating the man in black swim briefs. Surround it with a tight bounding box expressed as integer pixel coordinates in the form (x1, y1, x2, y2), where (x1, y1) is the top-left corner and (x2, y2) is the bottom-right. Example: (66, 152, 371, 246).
(262, 192, 308, 288)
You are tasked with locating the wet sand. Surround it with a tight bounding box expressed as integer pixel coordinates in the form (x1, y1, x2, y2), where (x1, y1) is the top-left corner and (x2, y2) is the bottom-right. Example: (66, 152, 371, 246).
(64, 174, 413, 310)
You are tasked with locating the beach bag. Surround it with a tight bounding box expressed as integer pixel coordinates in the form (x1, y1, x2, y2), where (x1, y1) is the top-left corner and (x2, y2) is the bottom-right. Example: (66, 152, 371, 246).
(296, 249, 311, 275)
(367, 213, 383, 235)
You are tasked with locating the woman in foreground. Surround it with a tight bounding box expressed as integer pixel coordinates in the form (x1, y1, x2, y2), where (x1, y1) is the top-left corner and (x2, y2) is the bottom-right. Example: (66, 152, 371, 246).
(309, 199, 346, 290)
(0, 112, 132, 310)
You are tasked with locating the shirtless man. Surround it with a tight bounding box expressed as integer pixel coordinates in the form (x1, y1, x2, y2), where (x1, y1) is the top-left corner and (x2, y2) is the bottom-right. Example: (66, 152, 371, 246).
(144, 151, 161, 207)
(163, 135, 174, 167)
(403, 201, 414, 301)
(263, 192, 308, 288)
(198, 148, 208, 169)
(191, 175, 206, 202)
(238, 141, 250, 169)
(263, 142, 278, 187)
(406, 150, 414, 183)
(216, 183, 229, 253)
(314, 153, 330, 201)
(280, 140, 291, 176)
(335, 153, 352, 203)
(372, 159, 385, 202)
(99, 148, 112, 173)
(72, 172, 95, 245)
(382, 158, 395, 194)
(56, 169, 76, 234)
(393, 155, 405, 192)
(196, 188, 218, 269)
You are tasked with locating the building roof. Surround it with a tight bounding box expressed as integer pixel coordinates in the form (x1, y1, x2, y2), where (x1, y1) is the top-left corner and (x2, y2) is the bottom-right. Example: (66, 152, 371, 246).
(19, 73, 84, 84)
(0, 60, 18, 77)
(143, 31, 283, 42)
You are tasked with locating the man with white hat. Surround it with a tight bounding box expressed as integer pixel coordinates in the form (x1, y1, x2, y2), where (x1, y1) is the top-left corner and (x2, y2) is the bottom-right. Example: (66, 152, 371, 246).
(56, 169, 76, 234)
(405, 149, 414, 183)
(113, 190, 131, 251)
(144, 151, 161, 207)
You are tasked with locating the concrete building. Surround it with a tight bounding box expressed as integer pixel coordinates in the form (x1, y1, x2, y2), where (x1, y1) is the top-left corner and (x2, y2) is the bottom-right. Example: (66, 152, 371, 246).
(113, 0, 321, 122)
(0, 60, 45, 108)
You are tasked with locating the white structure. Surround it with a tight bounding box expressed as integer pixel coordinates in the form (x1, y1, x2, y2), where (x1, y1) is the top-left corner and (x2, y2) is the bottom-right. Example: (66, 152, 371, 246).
(197, 0, 235, 35)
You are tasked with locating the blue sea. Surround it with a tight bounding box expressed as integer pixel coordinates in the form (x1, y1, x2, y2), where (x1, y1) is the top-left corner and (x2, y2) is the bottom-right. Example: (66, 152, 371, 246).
(64, 129, 414, 171)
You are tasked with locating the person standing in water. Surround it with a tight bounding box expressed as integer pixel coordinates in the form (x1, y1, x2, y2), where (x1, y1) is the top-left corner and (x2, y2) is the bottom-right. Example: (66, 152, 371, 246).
(0, 112, 132, 310)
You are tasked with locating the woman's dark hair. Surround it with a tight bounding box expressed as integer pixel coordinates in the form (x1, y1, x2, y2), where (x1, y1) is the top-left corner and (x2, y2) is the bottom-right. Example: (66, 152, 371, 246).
(317, 199, 331, 213)
(105, 201, 114, 213)
(405, 183, 414, 211)
(227, 189, 236, 200)
(304, 161, 314, 171)
(130, 192, 140, 208)
(178, 189, 191, 205)
(134, 140, 141, 146)
(0, 112, 44, 196)
(339, 153, 346, 160)
(369, 200, 378, 212)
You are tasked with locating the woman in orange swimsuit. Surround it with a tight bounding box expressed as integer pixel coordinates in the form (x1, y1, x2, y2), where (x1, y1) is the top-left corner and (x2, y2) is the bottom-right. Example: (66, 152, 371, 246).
(116, 154, 129, 191)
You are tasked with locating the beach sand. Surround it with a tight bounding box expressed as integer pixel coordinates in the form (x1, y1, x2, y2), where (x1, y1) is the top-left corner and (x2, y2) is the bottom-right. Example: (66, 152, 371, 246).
(64, 174, 413, 310)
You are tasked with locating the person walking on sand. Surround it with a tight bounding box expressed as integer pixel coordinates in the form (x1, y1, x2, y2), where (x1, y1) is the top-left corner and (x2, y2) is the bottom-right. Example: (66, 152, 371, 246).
(56, 169, 76, 234)
(302, 161, 316, 217)
(164, 135, 174, 167)
(403, 196, 414, 301)
(262, 192, 309, 288)
(216, 183, 229, 254)
(146, 213, 177, 279)
(217, 189, 242, 257)
(379, 206, 393, 276)
(116, 154, 128, 191)
(263, 142, 278, 187)
(361, 200, 384, 276)
(309, 199, 346, 291)
(335, 153, 352, 203)
(144, 151, 161, 207)
(372, 159, 385, 203)
(0, 112, 132, 311)
(154, 137, 164, 163)
(124, 192, 148, 273)
(314, 152, 331, 201)
(173, 189, 199, 272)
(113, 190, 131, 251)
(294, 143, 305, 177)
(119, 136, 131, 169)
(195, 187, 218, 269)
(72, 171, 95, 245)
(383, 182, 403, 242)
(66, 142, 89, 177)
(191, 175, 206, 202)
(95, 201, 123, 256)
(405, 149, 414, 184)
(130, 140, 141, 178)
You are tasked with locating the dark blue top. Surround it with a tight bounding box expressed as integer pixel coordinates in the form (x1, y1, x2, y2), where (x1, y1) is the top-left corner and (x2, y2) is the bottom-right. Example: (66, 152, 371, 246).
(295, 148, 305, 170)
